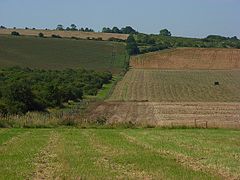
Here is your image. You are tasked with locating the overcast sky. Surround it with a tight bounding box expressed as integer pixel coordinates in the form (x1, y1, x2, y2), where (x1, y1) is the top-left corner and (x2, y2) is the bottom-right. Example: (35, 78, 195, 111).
(0, 0, 239, 38)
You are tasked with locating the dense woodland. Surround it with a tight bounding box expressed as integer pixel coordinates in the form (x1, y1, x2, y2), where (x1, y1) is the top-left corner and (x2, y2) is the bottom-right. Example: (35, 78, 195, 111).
(0, 67, 112, 115)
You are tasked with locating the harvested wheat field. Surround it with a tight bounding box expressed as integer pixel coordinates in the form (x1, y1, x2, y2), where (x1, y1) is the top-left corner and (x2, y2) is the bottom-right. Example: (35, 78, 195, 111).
(90, 102, 240, 128)
(109, 69, 240, 102)
(0, 28, 129, 40)
(131, 48, 240, 69)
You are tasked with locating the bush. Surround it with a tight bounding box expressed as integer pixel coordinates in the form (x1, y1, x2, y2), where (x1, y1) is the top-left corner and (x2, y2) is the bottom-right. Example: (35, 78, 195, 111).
(52, 34, 62, 38)
(11, 31, 20, 36)
(38, 33, 44, 38)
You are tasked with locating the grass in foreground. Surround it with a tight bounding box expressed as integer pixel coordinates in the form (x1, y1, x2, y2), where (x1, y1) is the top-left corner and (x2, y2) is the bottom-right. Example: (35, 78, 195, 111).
(0, 128, 239, 179)
(0, 35, 127, 73)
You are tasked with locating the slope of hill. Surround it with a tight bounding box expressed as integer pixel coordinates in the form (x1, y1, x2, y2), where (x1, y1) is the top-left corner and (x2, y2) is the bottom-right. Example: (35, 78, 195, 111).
(131, 48, 240, 69)
(109, 69, 240, 102)
(0, 35, 127, 73)
(0, 28, 129, 40)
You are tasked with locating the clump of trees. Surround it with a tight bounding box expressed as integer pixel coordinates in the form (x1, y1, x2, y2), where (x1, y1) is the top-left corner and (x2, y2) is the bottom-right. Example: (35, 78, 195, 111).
(56, 24, 95, 32)
(160, 29, 172, 36)
(0, 67, 112, 115)
(102, 26, 138, 34)
(0, 25, 6, 29)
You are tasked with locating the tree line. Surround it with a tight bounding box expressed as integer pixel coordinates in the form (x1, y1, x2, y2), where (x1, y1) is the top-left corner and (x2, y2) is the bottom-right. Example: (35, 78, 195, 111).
(0, 67, 112, 115)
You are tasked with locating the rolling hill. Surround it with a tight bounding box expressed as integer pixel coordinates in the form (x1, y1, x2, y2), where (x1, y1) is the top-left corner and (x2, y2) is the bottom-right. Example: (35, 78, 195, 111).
(130, 48, 240, 69)
(0, 35, 127, 73)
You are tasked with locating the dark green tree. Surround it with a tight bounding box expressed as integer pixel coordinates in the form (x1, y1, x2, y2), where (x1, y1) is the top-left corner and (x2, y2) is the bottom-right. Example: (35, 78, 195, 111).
(70, 24, 77, 31)
(126, 35, 140, 55)
(160, 29, 171, 36)
(56, 24, 64, 30)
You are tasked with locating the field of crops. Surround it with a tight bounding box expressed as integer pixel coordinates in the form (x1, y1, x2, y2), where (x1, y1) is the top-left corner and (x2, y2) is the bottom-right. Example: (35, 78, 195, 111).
(0, 28, 129, 41)
(0, 128, 239, 179)
(131, 48, 240, 70)
(109, 69, 240, 102)
(0, 35, 127, 73)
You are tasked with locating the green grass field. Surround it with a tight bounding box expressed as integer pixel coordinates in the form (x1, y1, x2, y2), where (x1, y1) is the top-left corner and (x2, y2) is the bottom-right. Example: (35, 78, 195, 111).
(0, 35, 127, 73)
(109, 69, 240, 102)
(0, 128, 239, 179)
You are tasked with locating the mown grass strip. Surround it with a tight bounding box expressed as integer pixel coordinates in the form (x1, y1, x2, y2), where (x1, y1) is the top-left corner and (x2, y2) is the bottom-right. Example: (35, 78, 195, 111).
(124, 129, 240, 179)
(93, 129, 214, 179)
(0, 129, 51, 180)
(0, 129, 27, 146)
(55, 129, 117, 179)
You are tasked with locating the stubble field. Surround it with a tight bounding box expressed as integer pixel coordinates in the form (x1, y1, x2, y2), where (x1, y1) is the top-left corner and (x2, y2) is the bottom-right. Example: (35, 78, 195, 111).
(109, 69, 240, 102)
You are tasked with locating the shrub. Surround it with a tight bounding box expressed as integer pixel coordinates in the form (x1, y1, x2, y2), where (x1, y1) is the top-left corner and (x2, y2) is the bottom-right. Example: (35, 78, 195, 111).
(38, 33, 44, 38)
(51, 34, 62, 38)
(11, 31, 20, 36)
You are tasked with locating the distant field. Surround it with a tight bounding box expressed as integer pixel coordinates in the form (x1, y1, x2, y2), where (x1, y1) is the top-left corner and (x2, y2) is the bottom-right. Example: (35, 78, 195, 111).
(0, 35, 127, 73)
(0, 128, 239, 179)
(109, 69, 240, 102)
(131, 48, 240, 70)
(0, 28, 129, 40)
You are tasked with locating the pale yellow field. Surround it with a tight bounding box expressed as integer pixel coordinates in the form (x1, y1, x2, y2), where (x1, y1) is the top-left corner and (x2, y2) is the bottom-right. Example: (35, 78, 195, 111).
(0, 28, 129, 40)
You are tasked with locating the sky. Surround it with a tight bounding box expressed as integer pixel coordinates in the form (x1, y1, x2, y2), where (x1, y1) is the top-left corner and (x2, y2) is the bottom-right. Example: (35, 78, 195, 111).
(0, 0, 239, 38)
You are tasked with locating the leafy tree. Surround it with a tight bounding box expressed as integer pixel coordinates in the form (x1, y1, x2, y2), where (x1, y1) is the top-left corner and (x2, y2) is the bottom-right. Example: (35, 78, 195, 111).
(121, 26, 138, 34)
(70, 24, 77, 31)
(126, 35, 140, 55)
(0, 25, 6, 29)
(56, 24, 64, 30)
(112, 27, 121, 33)
(102, 27, 112, 33)
(160, 29, 171, 36)
(2, 81, 40, 114)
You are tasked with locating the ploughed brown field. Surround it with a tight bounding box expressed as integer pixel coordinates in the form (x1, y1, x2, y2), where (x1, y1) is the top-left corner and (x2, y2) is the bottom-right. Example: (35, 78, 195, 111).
(92, 48, 240, 128)
(130, 48, 240, 70)
(0, 28, 129, 40)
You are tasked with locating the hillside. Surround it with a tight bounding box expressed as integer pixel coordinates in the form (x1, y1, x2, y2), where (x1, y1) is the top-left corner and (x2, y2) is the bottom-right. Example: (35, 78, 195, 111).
(109, 69, 240, 102)
(131, 48, 240, 69)
(0, 28, 129, 40)
(0, 35, 127, 73)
